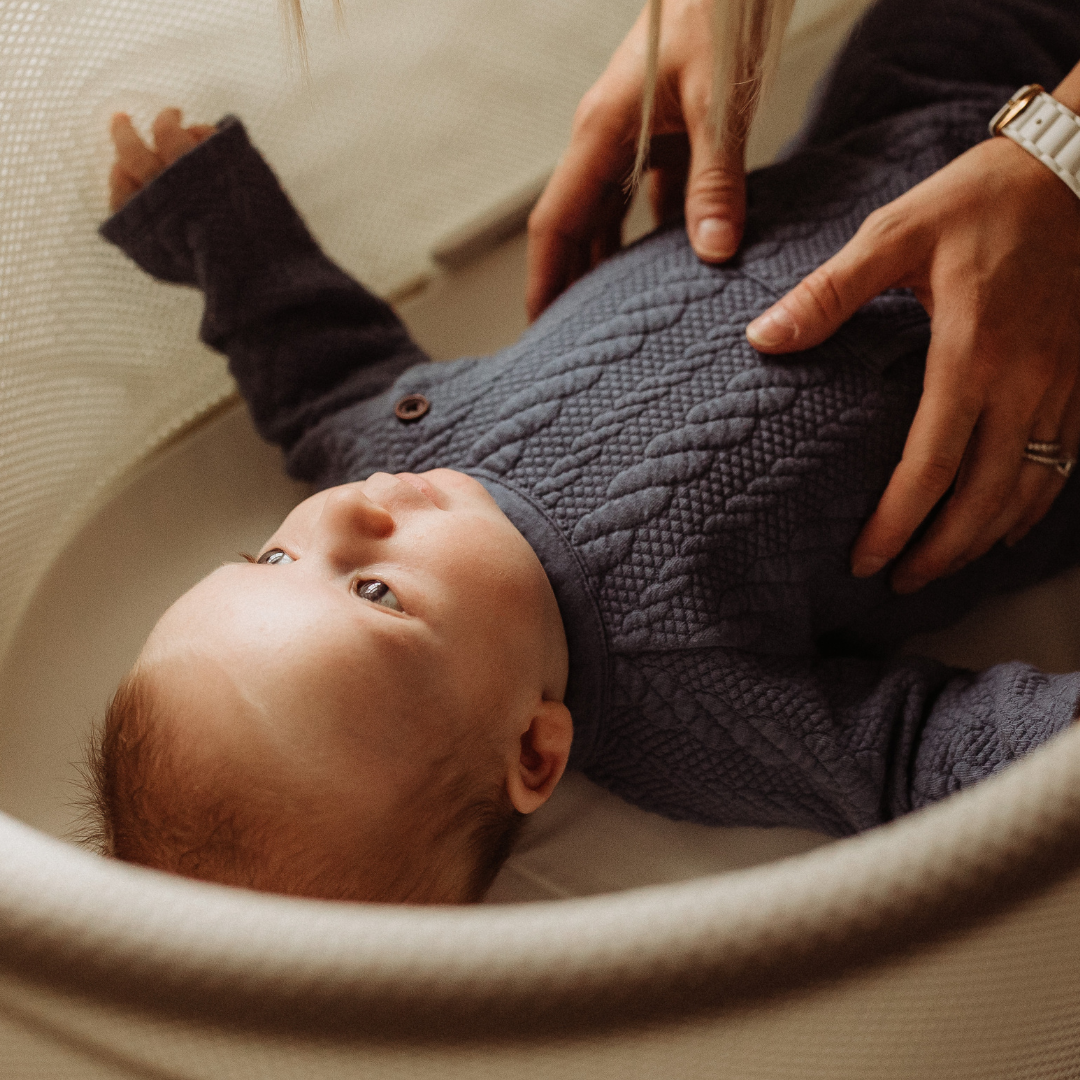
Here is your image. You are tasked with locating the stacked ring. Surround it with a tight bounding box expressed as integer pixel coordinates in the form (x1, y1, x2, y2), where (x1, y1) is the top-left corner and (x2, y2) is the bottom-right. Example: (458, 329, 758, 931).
(1024, 440, 1077, 477)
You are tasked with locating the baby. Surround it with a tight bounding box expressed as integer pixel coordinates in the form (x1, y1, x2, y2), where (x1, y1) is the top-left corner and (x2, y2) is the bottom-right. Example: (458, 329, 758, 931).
(93, 0, 1080, 904)
(101, 467, 570, 903)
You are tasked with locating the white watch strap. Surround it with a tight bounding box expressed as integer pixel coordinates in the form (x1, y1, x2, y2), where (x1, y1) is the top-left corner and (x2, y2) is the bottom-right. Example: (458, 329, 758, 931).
(991, 85, 1080, 200)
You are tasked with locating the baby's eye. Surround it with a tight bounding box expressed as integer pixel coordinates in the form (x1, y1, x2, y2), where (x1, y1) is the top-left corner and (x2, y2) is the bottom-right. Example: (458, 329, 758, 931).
(355, 580, 402, 611)
(257, 549, 294, 565)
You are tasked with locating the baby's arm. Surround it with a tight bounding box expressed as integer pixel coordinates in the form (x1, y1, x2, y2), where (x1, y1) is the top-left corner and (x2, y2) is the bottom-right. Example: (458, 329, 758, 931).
(101, 110, 429, 453)
(590, 649, 1080, 836)
(108, 110, 215, 213)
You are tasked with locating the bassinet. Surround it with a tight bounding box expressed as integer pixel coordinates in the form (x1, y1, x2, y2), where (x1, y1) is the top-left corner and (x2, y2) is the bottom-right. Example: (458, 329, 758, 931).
(2, 1, 1080, 1076)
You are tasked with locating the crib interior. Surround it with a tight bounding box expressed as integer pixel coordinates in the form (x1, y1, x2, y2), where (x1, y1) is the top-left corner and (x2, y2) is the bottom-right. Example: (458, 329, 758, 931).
(4, 0, 1080, 907)
(5, 214, 1080, 903)
(3, 4, 1080, 1077)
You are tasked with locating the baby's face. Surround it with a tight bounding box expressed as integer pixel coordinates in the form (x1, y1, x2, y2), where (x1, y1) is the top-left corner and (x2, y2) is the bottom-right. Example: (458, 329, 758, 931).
(142, 470, 566, 811)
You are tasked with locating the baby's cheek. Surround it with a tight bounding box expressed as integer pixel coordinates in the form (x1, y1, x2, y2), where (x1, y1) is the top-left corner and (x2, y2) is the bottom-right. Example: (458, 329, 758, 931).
(462, 529, 535, 604)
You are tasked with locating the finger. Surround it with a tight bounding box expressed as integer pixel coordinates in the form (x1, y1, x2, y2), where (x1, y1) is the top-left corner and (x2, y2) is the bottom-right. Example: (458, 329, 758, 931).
(976, 363, 1076, 548)
(590, 182, 629, 267)
(649, 133, 690, 227)
(946, 456, 1052, 571)
(152, 108, 199, 166)
(187, 124, 217, 144)
(682, 86, 746, 262)
(527, 148, 630, 320)
(652, 164, 687, 227)
(110, 113, 164, 185)
(526, 20, 649, 322)
(851, 337, 983, 579)
(997, 456, 1065, 549)
(890, 399, 1032, 593)
(527, 224, 592, 323)
(108, 162, 142, 214)
(526, 106, 636, 320)
(746, 204, 918, 353)
(1006, 375, 1080, 545)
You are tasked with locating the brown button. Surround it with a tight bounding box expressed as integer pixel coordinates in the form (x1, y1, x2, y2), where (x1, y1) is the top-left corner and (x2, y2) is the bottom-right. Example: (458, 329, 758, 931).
(394, 394, 430, 422)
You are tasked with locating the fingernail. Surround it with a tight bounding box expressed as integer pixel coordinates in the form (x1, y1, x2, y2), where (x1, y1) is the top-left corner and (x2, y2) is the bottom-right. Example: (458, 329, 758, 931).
(747, 306, 797, 349)
(695, 217, 738, 260)
(852, 554, 887, 578)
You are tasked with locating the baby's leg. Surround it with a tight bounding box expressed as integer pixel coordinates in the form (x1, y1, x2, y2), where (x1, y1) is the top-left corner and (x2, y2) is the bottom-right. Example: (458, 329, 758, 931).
(801, 0, 1080, 148)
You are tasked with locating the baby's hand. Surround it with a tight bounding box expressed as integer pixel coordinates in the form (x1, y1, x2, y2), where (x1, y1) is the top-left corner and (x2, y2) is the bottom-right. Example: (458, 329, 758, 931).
(108, 108, 216, 213)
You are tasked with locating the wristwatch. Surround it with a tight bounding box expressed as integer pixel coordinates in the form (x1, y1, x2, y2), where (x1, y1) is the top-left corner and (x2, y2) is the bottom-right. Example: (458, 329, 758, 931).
(989, 84, 1080, 200)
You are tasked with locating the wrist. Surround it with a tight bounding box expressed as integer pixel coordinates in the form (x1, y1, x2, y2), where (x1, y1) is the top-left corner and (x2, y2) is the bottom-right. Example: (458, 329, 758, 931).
(990, 85, 1080, 204)
(1053, 62, 1080, 114)
(988, 135, 1079, 215)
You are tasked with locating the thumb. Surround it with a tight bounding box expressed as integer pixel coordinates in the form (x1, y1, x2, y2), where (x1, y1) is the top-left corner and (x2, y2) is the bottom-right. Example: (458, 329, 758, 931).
(746, 223, 905, 353)
(684, 113, 746, 263)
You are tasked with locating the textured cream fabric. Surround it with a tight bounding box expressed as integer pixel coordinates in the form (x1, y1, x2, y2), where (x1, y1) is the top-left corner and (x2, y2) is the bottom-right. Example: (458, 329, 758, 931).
(0, 0, 647, 662)
(0, 720, 1077, 1076)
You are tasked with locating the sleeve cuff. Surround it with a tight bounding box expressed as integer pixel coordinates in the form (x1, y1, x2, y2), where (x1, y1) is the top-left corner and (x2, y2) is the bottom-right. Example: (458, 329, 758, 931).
(912, 662, 1080, 810)
(98, 117, 277, 285)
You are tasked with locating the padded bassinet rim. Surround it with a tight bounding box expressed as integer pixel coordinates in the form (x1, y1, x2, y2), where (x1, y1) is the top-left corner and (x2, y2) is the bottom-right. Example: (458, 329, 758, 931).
(0, 720, 1078, 1041)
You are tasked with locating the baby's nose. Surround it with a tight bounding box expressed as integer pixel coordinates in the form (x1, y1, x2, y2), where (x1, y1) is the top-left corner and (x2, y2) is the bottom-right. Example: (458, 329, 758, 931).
(318, 484, 394, 557)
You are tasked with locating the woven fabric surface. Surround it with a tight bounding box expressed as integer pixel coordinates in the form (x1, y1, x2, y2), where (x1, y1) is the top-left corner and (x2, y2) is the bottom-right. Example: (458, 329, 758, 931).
(0, 718, 1077, 1068)
(5, 0, 1080, 1075)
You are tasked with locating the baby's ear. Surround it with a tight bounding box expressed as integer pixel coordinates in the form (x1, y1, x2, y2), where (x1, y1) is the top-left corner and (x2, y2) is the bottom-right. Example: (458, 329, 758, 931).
(506, 700, 573, 815)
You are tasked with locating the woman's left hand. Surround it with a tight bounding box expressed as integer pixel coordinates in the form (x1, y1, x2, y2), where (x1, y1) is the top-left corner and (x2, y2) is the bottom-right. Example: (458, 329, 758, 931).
(747, 133, 1080, 594)
(526, 0, 747, 323)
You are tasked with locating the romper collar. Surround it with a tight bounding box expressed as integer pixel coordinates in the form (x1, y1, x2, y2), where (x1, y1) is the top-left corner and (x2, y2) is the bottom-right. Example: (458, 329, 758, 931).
(471, 473, 608, 769)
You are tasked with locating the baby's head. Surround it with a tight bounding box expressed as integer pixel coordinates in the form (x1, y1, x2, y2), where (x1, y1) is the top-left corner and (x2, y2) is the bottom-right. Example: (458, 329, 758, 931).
(89, 470, 571, 903)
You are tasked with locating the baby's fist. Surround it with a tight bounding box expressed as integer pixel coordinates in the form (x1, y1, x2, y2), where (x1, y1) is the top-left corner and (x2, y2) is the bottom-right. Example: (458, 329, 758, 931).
(108, 109, 216, 213)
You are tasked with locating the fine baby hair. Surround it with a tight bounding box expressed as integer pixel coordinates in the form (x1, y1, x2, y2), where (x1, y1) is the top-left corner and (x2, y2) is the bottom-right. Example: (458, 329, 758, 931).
(87, 664, 525, 903)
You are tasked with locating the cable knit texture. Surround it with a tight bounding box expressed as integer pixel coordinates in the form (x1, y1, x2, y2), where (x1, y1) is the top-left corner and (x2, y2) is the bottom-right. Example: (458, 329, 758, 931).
(101, 0, 1080, 837)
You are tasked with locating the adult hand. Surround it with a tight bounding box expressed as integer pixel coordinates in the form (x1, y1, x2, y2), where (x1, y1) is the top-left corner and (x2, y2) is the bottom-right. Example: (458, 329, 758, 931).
(747, 134, 1080, 594)
(526, 0, 746, 322)
(109, 109, 215, 213)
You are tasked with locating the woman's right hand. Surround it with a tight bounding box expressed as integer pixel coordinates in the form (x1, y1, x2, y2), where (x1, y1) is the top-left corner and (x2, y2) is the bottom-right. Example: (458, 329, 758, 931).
(526, 0, 748, 321)
(109, 109, 215, 213)
(746, 123, 1080, 594)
